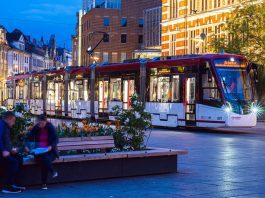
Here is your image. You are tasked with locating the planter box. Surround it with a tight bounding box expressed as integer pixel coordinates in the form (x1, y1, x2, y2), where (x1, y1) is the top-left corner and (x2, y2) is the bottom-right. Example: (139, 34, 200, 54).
(15, 148, 187, 186)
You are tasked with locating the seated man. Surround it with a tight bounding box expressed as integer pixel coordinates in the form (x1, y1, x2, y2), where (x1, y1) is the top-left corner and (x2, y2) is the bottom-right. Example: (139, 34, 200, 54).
(25, 114, 59, 190)
(0, 111, 25, 193)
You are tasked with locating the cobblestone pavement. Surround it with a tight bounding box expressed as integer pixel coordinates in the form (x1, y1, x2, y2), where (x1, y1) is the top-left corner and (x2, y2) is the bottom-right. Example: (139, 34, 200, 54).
(3, 123, 265, 198)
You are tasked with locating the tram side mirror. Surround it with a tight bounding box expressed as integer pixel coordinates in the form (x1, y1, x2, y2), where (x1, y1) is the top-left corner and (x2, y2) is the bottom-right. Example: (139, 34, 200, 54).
(254, 70, 259, 83)
(250, 62, 259, 83)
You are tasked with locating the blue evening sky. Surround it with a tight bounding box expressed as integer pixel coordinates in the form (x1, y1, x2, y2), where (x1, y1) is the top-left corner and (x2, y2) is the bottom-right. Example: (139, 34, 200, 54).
(0, 0, 81, 51)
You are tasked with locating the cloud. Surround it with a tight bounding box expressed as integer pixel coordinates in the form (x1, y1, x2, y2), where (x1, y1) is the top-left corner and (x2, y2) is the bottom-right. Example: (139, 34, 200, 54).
(20, 3, 77, 18)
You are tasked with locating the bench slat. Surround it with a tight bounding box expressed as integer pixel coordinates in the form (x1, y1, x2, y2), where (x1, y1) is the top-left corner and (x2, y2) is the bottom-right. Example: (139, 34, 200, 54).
(58, 144, 115, 151)
(58, 140, 114, 147)
(59, 136, 114, 142)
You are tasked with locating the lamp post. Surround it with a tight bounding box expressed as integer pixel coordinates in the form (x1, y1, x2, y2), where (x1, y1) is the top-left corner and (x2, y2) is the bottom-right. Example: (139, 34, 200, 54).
(86, 31, 108, 122)
(86, 31, 109, 64)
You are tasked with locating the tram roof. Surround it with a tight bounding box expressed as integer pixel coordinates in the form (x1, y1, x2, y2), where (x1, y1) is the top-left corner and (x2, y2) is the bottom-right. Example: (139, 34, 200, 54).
(6, 54, 246, 80)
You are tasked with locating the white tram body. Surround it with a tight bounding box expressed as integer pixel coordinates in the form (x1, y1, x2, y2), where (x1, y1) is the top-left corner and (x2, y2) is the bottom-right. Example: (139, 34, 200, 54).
(5, 54, 257, 128)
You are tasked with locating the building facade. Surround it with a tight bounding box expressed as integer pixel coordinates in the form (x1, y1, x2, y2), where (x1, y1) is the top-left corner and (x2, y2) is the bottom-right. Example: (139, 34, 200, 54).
(82, 0, 122, 12)
(79, 0, 161, 66)
(6, 29, 31, 76)
(57, 47, 73, 67)
(133, 5, 162, 59)
(161, 0, 240, 56)
(0, 25, 9, 104)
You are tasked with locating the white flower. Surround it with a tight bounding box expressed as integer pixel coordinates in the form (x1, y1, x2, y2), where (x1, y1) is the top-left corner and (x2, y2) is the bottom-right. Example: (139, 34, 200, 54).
(14, 112, 23, 118)
(24, 105, 30, 111)
(133, 100, 137, 106)
(134, 112, 141, 119)
(0, 106, 7, 111)
(124, 118, 129, 124)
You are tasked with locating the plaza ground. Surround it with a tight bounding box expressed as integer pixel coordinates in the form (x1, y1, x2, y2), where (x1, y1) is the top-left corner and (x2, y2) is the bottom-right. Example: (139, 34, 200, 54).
(3, 122, 265, 198)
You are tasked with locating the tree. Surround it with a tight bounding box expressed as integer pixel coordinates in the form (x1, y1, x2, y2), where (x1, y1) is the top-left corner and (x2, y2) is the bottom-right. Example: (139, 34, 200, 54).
(211, 0, 265, 101)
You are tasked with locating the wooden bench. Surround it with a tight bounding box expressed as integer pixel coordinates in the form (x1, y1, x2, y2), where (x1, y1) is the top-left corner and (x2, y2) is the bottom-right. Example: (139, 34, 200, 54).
(10, 135, 188, 186)
(58, 136, 115, 152)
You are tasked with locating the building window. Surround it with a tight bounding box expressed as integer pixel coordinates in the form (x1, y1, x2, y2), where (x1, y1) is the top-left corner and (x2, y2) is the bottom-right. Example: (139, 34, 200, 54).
(138, 35, 143, 44)
(103, 17, 110, 27)
(121, 18, 127, 27)
(103, 52, 109, 63)
(121, 52, 126, 62)
(121, 34, 127, 43)
(112, 52, 118, 63)
(138, 19, 144, 27)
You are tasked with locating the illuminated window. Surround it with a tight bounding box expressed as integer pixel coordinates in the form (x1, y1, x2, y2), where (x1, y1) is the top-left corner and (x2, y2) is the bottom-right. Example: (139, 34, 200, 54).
(171, 75, 180, 102)
(123, 79, 135, 109)
(31, 82, 42, 99)
(110, 78, 121, 101)
(150, 76, 170, 102)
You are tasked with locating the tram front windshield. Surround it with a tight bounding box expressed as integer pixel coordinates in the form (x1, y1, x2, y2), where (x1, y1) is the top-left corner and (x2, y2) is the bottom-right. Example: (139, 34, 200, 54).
(214, 58, 252, 103)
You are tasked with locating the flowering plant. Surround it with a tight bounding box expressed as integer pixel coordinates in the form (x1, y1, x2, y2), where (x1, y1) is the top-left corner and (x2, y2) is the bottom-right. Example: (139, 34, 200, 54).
(0, 103, 33, 147)
(57, 120, 113, 138)
(111, 95, 152, 151)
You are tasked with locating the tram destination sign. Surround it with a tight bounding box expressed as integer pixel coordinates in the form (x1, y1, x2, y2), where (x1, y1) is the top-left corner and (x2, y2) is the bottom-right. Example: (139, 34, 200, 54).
(214, 59, 246, 68)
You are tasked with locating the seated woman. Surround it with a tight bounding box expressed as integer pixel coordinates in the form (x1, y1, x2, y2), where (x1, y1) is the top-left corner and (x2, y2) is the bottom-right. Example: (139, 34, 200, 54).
(25, 115, 58, 190)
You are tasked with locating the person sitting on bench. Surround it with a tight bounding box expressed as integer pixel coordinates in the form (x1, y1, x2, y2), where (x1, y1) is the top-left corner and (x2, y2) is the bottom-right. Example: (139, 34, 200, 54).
(0, 111, 26, 193)
(25, 114, 59, 190)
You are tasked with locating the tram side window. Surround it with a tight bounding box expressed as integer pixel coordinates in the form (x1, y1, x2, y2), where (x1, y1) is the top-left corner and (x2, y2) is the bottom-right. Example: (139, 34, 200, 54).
(19, 87, 23, 99)
(31, 83, 42, 99)
(8, 87, 13, 99)
(76, 80, 84, 100)
(202, 73, 221, 106)
(149, 76, 157, 102)
(171, 75, 180, 102)
(69, 81, 77, 101)
(110, 78, 122, 101)
(84, 80, 90, 100)
(47, 82, 55, 101)
(150, 76, 170, 102)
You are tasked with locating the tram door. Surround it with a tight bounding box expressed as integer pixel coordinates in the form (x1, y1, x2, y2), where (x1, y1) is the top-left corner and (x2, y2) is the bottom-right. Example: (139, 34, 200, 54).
(55, 82, 64, 116)
(123, 79, 135, 110)
(98, 79, 109, 118)
(184, 75, 196, 126)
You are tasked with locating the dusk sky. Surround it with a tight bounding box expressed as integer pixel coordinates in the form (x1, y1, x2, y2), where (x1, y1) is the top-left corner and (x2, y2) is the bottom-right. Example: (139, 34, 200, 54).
(0, 0, 81, 51)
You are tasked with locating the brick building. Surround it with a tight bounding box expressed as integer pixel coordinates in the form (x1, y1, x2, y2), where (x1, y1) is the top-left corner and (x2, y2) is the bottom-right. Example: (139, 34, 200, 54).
(161, 0, 241, 56)
(79, 0, 161, 66)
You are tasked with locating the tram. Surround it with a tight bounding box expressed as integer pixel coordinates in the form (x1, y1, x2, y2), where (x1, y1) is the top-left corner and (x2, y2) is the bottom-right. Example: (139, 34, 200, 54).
(5, 54, 258, 128)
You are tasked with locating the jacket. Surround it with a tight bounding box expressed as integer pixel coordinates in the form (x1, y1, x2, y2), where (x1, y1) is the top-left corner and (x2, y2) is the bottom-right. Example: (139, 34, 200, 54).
(27, 122, 59, 159)
(0, 120, 12, 156)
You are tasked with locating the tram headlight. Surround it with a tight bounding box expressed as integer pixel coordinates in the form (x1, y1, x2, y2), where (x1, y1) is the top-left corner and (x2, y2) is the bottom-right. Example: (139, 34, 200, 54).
(224, 102, 232, 113)
(225, 106, 232, 113)
(251, 106, 258, 113)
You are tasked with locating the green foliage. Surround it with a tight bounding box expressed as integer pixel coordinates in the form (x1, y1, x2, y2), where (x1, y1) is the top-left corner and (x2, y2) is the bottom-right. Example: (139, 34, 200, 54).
(112, 95, 152, 151)
(211, 0, 265, 64)
(0, 103, 33, 147)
